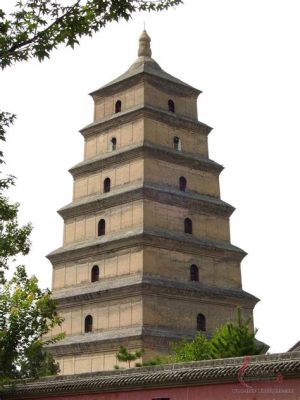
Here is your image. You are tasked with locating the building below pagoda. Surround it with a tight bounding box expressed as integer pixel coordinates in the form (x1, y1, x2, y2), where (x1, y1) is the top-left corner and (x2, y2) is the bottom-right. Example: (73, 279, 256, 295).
(46, 31, 259, 375)
(2, 353, 300, 399)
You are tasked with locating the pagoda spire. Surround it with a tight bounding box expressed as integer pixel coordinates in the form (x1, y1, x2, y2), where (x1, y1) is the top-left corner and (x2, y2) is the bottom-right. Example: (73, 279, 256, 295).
(138, 30, 152, 58)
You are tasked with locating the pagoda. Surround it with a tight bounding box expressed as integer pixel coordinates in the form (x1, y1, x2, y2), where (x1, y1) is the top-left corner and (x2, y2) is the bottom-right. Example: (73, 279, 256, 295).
(47, 31, 258, 375)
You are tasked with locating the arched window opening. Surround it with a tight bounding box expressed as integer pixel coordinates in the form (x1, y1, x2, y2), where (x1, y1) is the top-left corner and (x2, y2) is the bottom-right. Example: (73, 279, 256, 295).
(184, 218, 192, 234)
(168, 99, 175, 113)
(197, 313, 206, 331)
(115, 100, 122, 113)
(84, 315, 93, 333)
(179, 176, 187, 192)
(98, 219, 105, 236)
(190, 264, 199, 282)
(91, 265, 100, 282)
(110, 137, 117, 151)
(103, 177, 111, 193)
(173, 136, 181, 151)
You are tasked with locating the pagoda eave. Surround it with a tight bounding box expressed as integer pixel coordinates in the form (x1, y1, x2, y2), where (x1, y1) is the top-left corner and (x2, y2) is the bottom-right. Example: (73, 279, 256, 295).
(47, 229, 246, 264)
(89, 70, 201, 100)
(46, 327, 203, 357)
(79, 105, 212, 137)
(69, 143, 222, 178)
(58, 184, 234, 220)
(52, 277, 259, 307)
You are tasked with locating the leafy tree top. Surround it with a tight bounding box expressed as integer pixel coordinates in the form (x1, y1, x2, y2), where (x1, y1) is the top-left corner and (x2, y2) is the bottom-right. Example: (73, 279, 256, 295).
(0, 112, 32, 281)
(0, 0, 182, 69)
(170, 308, 265, 363)
(210, 308, 265, 359)
(0, 265, 63, 382)
(116, 346, 144, 368)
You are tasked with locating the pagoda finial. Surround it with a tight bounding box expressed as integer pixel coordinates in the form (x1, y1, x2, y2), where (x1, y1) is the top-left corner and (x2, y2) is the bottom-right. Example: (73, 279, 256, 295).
(138, 30, 152, 58)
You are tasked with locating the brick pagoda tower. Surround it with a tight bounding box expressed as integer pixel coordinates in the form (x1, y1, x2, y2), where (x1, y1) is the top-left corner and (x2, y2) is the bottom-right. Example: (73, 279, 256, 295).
(47, 31, 258, 375)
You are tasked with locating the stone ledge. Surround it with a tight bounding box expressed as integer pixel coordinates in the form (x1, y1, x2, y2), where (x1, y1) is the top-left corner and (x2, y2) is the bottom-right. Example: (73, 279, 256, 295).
(47, 227, 246, 264)
(69, 140, 222, 177)
(80, 105, 211, 137)
(52, 274, 258, 306)
(46, 326, 198, 350)
(58, 183, 234, 220)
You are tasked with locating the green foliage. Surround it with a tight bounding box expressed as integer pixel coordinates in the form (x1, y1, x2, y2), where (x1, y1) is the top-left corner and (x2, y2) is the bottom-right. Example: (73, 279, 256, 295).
(19, 340, 60, 379)
(0, 197, 32, 281)
(170, 334, 212, 363)
(116, 346, 144, 368)
(0, 112, 16, 152)
(0, 266, 63, 383)
(0, 113, 32, 282)
(135, 355, 164, 367)
(0, 0, 182, 69)
(210, 308, 264, 359)
(0, 111, 62, 384)
(113, 364, 124, 369)
(170, 308, 263, 363)
(116, 347, 163, 368)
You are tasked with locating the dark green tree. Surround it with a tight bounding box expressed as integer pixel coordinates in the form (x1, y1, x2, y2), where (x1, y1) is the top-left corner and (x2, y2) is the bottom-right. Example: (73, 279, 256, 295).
(170, 309, 264, 363)
(210, 308, 264, 359)
(0, 115, 62, 383)
(116, 346, 144, 368)
(170, 334, 212, 363)
(135, 355, 165, 367)
(0, 113, 32, 283)
(0, 265, 63, 383)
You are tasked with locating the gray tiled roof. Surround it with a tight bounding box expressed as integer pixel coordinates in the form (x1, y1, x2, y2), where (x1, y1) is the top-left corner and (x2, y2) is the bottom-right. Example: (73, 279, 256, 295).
(289, 341, 300, 352)
(90, 56, 199, 95)
(2, 352, 300, 398)
(89, 30, 199, 95)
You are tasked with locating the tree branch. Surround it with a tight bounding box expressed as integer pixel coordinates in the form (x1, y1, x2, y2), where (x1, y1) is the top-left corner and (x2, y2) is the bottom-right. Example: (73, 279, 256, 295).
(7, 0, 81, 54)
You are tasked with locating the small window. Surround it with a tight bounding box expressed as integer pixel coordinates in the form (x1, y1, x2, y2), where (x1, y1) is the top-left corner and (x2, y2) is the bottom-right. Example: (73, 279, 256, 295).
(184, 218, 192, 234)
(103, 177, 111, 193)
(115, 100, 122, 113)
(91, 265, 100, 282)
(168, 99, 175, 113)
(179, 176, 187, 192)
(98, 219, 105, 236)
(197, 313, 206, 331)
(110, 137, 117, 151)
(173, 136, 181, 151)
(85, 315, 93, 333)
(190, 264, 199, 282)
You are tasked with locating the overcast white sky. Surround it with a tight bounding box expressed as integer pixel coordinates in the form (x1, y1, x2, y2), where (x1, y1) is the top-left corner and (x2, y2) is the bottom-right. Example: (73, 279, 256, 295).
(1, 0, 299, 354)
